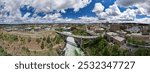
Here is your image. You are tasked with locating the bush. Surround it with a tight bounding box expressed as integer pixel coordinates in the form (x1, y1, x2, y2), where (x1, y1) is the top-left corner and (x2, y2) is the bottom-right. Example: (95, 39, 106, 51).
(11, 35, 18, 41)
(0, 46, 7, 56)
(36, 38, 41, 44)
(46, 36, 51, 43)
(20, 37, 26, 44)
(22, 47, 30, 55)
(28, 37, 31, 43)
(41, 42, 45, 49)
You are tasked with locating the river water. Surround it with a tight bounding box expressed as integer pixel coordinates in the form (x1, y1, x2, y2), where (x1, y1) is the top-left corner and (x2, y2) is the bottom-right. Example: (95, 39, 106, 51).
(63, 32, 84, 56)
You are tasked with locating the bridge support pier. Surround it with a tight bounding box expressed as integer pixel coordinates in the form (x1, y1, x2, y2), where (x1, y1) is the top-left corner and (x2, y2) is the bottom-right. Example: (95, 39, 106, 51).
(80, 38, 83, 49)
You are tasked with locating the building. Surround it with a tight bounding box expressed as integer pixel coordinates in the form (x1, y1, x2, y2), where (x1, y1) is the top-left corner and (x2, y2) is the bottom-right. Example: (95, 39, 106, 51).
(127, 34, 150, 42)
(94, 27, 105, 33)
(106, 32, 125, 45)
(126, 26, 140, 33)
(4, 28, 12, 32)
(140, 24, 149, 35)
(109, 24, 121, 32)
(34, 27, 41, 32)
(25, 27, 32, 32)
(116, 30, 127, 37)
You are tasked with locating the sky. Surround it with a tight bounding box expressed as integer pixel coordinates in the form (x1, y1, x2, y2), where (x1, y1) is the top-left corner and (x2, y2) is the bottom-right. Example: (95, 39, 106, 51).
(0, 0, 150, 24)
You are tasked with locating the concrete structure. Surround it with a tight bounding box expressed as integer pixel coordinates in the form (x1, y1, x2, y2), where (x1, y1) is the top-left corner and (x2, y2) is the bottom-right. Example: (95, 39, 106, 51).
(56, 31, 99, 39)
(116, 31, 127, 37)
(4, 28, 12, 32)
(141, 24, 149, 35)
(94, 27, 105, 33)
(106, 32, 125, 45)
(127, 34, 150, 42)
(109, 24, 121, 32)
(25, 27, 32, 32)
(126, 26, 140, 33)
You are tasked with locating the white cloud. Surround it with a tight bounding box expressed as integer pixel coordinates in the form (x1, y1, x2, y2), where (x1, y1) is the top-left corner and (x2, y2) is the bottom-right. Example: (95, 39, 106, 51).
(79, 16, 98, 22)
(135, 18, 150, 24)
(93, 3, 121, 20)
(116, 0, 150, 16)
(105, 3, 121, 16)
(118, 9, 138, 21)
(92, 3, 104, 14)
(92, 2, 150, 23)
(0, 0, 92, 23)
(0, 0, 91, 13)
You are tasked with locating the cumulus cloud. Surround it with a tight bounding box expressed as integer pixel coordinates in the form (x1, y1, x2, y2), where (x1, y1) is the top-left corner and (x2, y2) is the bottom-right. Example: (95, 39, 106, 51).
(116, 0, 150, 15)
(1, 0, 91, 12)
(134, 17, 150, 23)
(0, 0, 92, 23)
(105, 3, 121, 16)
(93, 3, 121, 20)
(0, 0, 150, 24)
(118, 9, 138, 21)
(92, 3, 104, 14)
(92, 2, 150, 23)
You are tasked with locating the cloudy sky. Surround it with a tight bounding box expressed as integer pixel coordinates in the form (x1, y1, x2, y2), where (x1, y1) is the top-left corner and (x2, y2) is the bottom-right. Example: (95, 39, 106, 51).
(0, 0, 150, 24)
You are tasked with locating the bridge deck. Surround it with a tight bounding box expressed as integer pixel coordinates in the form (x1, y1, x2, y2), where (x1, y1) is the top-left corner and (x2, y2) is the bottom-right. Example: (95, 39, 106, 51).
(56, 31, 99, 39)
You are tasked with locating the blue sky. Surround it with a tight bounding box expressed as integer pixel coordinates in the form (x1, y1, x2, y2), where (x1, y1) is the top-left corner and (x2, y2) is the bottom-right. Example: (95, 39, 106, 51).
(0, 0, 150, 23)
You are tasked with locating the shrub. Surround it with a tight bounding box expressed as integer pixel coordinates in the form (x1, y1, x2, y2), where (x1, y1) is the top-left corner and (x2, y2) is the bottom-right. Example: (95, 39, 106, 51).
(46, 36, 51, 44)
(28, 37, 31, 43)
(0, 46, 7, 56)
(41, 42, 45, 49)
(36, 38, 41, 44)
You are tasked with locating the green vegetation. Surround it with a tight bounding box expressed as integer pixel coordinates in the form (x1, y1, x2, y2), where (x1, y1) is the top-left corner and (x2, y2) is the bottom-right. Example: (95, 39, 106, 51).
(84, 36, 130, 56)
(53, 34, 64, 44)
(127, 38, 149, 46)
(0, 32, 18, 42)
(56, 28, 64, 32)
(21, 46, 30, 56)
(41, 41, 45, 49)
(28, 37, 31, 43)
(36, 38, 41, 44)
(83, 36, 150, 56)
(20, 37, 26, 45)
(0, 46, 8, 56)
(46, 36, 51, 44)
(134, 48, 150, 56)
(72, 29, 87, 36)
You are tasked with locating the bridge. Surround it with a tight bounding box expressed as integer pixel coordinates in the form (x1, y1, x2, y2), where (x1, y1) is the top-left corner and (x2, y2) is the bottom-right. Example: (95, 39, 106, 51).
(56, 31, 99, 39)
(55, 31, 99, 49)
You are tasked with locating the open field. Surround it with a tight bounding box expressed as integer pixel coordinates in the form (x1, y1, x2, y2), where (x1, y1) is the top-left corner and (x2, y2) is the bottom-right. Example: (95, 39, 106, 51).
(0, 29, 65, 56)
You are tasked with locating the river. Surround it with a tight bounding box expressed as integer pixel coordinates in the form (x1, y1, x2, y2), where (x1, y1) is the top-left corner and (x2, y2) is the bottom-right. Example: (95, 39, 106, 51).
(63, 32, 84, 56)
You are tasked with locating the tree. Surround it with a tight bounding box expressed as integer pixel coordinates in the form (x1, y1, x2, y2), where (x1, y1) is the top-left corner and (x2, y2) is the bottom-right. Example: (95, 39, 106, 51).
(41, 42, 45, 50)
(111, 44, 120, 56)
(28, 37, 31, 43)
(43, 37, 46, 41)
(0, 46, 7, 56)
(22, 47, 30, 56)
(134, 48, 150, 56)
(36, 38, 41, 44)
(46, 36, 51, 43)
